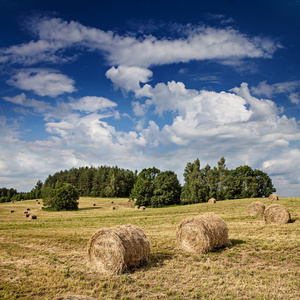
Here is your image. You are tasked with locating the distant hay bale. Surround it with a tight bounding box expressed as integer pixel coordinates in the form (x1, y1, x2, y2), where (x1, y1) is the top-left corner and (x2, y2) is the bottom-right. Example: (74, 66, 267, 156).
(247, 201, 265, 216)
(25, 214, 30, 217)
(268, 194, 279, 201)
(208, 198, 216, 204)
(26, 208, 30, 211)
(176, 212, 230, 254)
(139, 206, 146, 210)
(87, 224, 150, 275)
(264, 204, 291, 224)
(30, 215, 37, 220)
(10, 210, 14, 213)
(135, 205, 139, 209)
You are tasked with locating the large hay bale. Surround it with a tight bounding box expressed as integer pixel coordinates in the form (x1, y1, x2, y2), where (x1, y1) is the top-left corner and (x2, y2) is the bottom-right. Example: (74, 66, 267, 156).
(135, 205, 139, 209)
(263, 204, 290, 224)
(176, 212, 230, 254)
(247, 201, 265, 216)
(208, 198, 216, 204)
(268, 194, 279, 201)
(87, 224, 150, 275)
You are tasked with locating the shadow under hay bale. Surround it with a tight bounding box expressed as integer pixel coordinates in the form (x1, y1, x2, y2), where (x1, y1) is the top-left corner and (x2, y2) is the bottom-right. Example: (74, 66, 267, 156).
(25, 214, 30, 217)
(30, 215, 37, 220)
(208, 198, 216, 204)
(10, 210, 14, 213)
(93, 203, 96, 206)
(111, 206, 115, 210)
(26, 208, 30, 211)
(247, 201, 265, 216)
(264, 204, 290, 224)
(268, 194, 279, 201)
(176, 212, 230, 254)
(87, 224, 150, 275)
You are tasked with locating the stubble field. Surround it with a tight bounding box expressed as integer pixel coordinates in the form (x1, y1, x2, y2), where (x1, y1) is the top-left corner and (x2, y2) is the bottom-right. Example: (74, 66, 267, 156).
(0, 197, 299, 299)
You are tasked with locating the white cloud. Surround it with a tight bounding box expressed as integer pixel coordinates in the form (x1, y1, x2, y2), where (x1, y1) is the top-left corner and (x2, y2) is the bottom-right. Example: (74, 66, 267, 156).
(7, 69, 76, 97)
(70, 96, 117, 112)
(251, 80, 300, 105)
(3, 93, 52, 112)
(105, 65, 153, 93)
(0, 17, 280, 68)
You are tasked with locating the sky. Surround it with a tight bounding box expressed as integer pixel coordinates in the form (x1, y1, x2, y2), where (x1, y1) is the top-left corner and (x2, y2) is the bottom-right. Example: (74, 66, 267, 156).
(0, 0, 300, 196)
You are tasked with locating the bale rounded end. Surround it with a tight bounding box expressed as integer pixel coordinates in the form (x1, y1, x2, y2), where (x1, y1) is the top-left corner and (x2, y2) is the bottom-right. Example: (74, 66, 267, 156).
(268, 194, 279, 201)
(87, 224, 150, 275)
(208, 198, 216, 204)
(247, 201, 265, 216)
(176, 212, 230, 254)
(263, 204, 290, 224)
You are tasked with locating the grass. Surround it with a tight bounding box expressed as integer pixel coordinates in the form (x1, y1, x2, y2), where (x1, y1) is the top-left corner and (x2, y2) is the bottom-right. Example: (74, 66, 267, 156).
(0, 197, 299, 299)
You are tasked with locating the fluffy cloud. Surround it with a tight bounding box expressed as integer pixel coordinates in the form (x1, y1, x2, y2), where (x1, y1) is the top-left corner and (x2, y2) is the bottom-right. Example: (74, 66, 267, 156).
(3, 93, 52, 112)
(105, 66, 153, 93)
(7, 69, 76, 97)
(251, 80, 300, 105)
(70, 96, 117, 113)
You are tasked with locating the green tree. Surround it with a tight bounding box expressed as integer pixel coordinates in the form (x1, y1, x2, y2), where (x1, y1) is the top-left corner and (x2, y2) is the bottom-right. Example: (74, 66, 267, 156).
(42, 183, 79, 211)
(130, 167, 160, 206)
(151, 171, 181, 207)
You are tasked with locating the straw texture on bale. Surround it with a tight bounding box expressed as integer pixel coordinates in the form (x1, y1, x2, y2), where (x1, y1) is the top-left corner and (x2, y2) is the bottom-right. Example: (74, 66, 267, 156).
(176, 212, 230, 254)
(87, 224, 150, 275)
(247, 201, 265, 216)
(139, 206, 146, 210)
(268, 194, 279, 201)
(263, 204, 291, 224)
(208, 198, 216, 204)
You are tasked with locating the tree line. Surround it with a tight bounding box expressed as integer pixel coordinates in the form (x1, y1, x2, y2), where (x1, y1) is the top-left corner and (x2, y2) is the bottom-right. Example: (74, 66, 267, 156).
(0, 158, 276, 206)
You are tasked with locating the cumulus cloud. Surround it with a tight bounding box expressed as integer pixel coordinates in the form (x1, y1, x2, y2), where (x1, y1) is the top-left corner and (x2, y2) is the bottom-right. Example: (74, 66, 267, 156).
(70, 96, 117, 113)
(251, 80, 300, 105)
(7, 69, 76, 97)
(3, 93, 52, 112)
(105, 65, 153, 93)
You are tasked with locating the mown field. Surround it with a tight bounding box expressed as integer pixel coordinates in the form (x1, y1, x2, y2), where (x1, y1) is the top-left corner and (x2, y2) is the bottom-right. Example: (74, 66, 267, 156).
(0, 197, 299, 299)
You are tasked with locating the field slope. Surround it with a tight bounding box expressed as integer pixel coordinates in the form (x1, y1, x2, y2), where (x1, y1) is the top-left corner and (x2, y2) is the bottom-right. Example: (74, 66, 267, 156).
(0, 197, 299, 299)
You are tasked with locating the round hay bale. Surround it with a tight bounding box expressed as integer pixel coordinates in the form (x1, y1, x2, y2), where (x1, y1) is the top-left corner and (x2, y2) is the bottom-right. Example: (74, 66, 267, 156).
(268, 194, 279, 201)
(263, 204, 290, 224)
(247, 201, 265, 216)
(87, 224, 150, 275)
(208, 198, 216, 204)
(135, 205, 139, 209)
(139, 206, 146, 210)
(30, 215, 37, 220)
(176, 212, 230, 254)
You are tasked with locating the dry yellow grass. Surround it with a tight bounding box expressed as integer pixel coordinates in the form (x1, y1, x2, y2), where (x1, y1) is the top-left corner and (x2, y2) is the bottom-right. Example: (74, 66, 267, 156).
(0, 196, 299, 299)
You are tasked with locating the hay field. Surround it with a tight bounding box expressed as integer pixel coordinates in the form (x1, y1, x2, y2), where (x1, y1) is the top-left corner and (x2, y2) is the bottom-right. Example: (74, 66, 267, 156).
(0, 197, 299, 299)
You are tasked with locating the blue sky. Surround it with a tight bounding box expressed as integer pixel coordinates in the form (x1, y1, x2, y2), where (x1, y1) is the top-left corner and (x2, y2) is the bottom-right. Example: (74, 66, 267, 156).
(0, 0, 300, 196)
